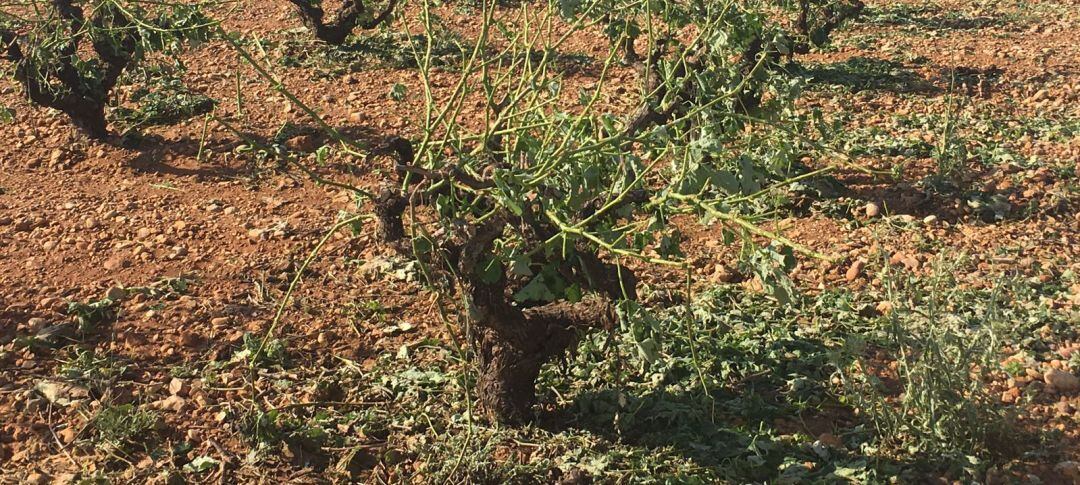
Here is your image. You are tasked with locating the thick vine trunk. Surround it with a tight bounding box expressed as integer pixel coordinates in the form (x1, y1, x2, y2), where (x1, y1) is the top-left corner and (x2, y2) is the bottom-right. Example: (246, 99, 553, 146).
(471, 293, 616, 424)
(0, 0, 136, 139)
(288, 0, 398, 45)
(372, 138, 633, 424)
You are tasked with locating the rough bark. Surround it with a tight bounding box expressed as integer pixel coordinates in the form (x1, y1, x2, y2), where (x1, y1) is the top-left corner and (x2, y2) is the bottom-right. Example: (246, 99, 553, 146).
(471, 295, 616, 424)
(376, 137, 638, 424)
(791, 0, 866, 55)
(373, 188, 408, 243)
(0, 0, 137, 139)
(288, 0, 397, 45)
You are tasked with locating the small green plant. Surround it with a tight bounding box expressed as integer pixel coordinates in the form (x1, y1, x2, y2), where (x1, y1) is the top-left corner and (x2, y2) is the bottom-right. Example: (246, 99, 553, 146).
(67, 297, 117, 333)
(235, 332, 288, 368)
(92, 404, 160, 452)
(838, 256, 1020, 459)
(111, 71, 215, 130)
(927, 77, 970, 191)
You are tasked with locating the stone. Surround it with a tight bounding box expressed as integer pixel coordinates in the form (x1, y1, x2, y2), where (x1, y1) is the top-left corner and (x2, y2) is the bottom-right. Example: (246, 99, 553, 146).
(864, 202, 881, 218)
(710, 264, 738, 283)
(845, 260, 865, 282)
(34, 381, 88, 406)
(25, 472, 50, 485)
(158, 395, 187, 412)
(105, 287, 128, 302)
(179, 332, 200, 347)
(103, 256, 129, 271)
(168, 378, 189, 397)
(25, 318, 47, 333)
(1043, 368, 1080, 393)
(817, 433, 843, 448)
(58, 426, 78, 444)
(1054, 461, 1080, 481)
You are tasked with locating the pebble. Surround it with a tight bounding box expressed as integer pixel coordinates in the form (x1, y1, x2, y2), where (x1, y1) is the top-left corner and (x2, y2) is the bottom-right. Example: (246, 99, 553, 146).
(1055, 461, 1080, 481)
(864, 202, 881, 218)
(845, 260, 865, 282)
(168, 378, 189, 397)
(1043, 368, 1080, 393)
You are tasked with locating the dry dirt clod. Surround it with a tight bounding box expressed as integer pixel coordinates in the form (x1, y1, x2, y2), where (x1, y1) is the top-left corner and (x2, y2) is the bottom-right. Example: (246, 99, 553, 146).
(845, 260, 866, 282)
(168, 378, 189, 397)
(105, 286, 128, 301)
(1044, 368, 1080, 393)
(864, 202, 881, 218)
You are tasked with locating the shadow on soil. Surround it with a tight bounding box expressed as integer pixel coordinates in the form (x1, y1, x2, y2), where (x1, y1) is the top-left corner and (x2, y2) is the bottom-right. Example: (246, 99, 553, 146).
(800, 57, 938, 94)
(535, 304, 910, 481)
(121, 123, 384, 181)
(862, 4, 1025, 32)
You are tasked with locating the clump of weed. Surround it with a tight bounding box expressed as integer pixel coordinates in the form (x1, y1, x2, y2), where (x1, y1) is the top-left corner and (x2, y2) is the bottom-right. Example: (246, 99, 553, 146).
(92, 404, 161, 452)
(112, 70, 215, 129)
(58, 348, 127, 390)
(67, 297, 118, 333)
(278, 21, 466, 77)
(234, 333, 288, 368)
(838, 255, 1021, 462)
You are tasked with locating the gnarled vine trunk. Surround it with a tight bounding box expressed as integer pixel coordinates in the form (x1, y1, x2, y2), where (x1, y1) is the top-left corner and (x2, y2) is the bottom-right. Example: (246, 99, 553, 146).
(0, 0, 137, 139)
(371, 157, 633, 424)
(469, 288, 616, 423)
(288, 0, 398, 45)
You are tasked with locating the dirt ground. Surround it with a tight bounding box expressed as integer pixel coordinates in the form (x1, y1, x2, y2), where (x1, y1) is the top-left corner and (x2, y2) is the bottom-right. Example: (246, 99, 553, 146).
(1, 0, 1078, 482)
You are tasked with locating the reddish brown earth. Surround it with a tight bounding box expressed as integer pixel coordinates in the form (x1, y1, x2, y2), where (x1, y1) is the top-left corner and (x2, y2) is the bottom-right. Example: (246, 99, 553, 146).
(0, 0, 1078, 482)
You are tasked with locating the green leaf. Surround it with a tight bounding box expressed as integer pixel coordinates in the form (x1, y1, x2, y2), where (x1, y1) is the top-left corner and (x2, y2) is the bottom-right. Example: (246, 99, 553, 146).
(514, 275, 557, 303)
(565, 283, 582, 303)
(389, 83, 407, 101)
(475, 256, 503, 285)
(184, 456, 220, 473)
